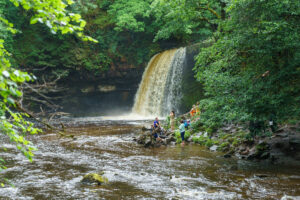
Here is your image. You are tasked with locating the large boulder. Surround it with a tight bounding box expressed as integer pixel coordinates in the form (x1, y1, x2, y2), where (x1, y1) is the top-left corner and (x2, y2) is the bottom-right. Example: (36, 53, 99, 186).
(81, 173, 108, 185)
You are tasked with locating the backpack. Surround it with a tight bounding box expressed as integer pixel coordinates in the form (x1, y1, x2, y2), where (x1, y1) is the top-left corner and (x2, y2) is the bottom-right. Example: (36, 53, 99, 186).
(184, 120, 189, 128)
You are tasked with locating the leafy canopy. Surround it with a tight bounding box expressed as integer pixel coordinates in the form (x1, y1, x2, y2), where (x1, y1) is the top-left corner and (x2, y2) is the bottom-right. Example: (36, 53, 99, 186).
(0, 0, 95, 186)
(194, 0, 300, 130)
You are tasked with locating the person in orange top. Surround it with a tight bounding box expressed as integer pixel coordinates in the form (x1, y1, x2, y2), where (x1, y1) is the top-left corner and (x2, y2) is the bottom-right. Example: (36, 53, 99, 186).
(190, 105, 196, 117)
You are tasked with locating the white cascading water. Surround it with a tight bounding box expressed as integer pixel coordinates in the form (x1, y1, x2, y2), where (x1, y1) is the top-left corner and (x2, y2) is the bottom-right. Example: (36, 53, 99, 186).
(132, 47, 186, 117)
(161, 48, 186, 115)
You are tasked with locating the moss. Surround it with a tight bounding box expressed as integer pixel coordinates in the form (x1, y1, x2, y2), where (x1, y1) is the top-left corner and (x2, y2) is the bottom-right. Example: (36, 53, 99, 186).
(232, 139, 240, 147)
(221, 134, 231, 140)
(205, 128, 213, 134)
(213, 140, 220, 145)
(218, 142, 230, 151)
(227, 137, 234, 143)
(192, 136, 207, 145)
(256, 142, 268, 152)
(81, 173, 108, 185)
(237, 131, 248, 138)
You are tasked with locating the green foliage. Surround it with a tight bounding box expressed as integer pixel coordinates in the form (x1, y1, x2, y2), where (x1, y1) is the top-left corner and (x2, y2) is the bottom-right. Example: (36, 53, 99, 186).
(174, 130, 181, 143)
(217, 142, 230, 152)
(184, 130, 191, 140)
(0, 39, 40, 182)
(0, 0, 93, 186)
(194, 0, 300, 131)
(108, 0, 151, 32)
(11, 0, 97, 42)
(150, 0, 220, 41)
(174, 130, 191, 143)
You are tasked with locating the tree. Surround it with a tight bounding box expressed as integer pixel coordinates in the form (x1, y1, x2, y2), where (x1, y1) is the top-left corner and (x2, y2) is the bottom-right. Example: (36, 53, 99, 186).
(0, 0, 95, 186)
(150, 0, 224, 42)
(194, 0, 300, 131)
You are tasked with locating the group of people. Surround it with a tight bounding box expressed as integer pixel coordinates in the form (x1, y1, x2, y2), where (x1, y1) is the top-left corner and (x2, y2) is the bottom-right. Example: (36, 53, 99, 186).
(151, 110, 189, 145)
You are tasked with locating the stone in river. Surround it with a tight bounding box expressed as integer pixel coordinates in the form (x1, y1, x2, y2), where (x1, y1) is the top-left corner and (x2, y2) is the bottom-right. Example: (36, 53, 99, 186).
(81, 173, 108, 185)
(210, 145, 218, 151)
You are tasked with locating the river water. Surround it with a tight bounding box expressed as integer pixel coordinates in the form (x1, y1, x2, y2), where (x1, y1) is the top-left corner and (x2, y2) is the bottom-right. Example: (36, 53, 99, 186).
(0, 118, 299, 199)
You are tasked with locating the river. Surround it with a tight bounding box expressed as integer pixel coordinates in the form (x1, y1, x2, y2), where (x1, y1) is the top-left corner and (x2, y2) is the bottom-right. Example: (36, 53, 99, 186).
(0, 118, 299, 199)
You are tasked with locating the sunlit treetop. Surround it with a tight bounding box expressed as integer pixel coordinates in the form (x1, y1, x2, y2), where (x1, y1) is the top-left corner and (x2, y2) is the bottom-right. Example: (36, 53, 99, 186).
(9, 0, 98, 42)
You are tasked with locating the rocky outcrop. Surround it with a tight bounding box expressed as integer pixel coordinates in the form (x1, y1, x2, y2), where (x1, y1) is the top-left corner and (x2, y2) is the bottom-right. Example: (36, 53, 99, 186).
(136, 127, 176, 148)
(190, 123, 300, 163)
(233, 125, 300, 163)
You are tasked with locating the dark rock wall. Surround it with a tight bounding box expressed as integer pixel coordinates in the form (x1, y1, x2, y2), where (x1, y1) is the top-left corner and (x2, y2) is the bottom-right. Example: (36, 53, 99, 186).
(57, 67, 144, 116)
(180, 44, 204, 113)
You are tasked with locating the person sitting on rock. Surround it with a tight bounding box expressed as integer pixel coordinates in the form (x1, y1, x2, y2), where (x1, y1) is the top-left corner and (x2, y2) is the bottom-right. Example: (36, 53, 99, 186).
(154, 117, 160, 128)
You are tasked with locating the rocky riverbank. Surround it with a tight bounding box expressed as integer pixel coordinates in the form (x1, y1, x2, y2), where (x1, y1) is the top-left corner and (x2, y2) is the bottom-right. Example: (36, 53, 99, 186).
(134, 123, 300, 164)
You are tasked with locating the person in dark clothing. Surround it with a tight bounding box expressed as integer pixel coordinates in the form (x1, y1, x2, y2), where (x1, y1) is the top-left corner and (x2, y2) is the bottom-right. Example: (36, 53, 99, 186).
(152, 117, 161, 139)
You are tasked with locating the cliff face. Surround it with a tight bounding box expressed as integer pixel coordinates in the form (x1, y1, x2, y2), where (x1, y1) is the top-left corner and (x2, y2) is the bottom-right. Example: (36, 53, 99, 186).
(57, 65, 144, 116)
(180, 44, 204, 113)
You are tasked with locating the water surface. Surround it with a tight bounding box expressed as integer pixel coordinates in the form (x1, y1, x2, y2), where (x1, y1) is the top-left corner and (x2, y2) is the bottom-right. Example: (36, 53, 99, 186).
(0, 119, 299, 199)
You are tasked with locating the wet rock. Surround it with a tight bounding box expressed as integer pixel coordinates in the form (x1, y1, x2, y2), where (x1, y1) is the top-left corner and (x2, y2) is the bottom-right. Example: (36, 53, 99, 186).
(144, 136, 152, 147)
(162, 139, 167, 145)
(81, 173, 108, 185)
(255, 174, 269, 178)
(166, 136, 176, 144)
(137, 134, 146, 144)
(194, 132, 203, 137)
(141, 126, 151, 131)
(229, 165, 238, 171)
(230, 128, 237, 133)
(289, 137, 300, 148)
(210, 145, 218, 151)
(260, 152, 270, 159)
(154, 142, 162, 148)
(275, 133, 288, 138)
(240, 148, 249, 155)
(246, 146, 257, 160)
(224, 154, 231, 158)
(222, 126, 233, 132)
(97, 85, 116, 92)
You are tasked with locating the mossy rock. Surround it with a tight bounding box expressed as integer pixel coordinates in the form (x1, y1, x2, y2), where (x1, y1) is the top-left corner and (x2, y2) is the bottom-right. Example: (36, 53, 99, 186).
(81, 173, 108, 185)
(232, 138, 241, 147)
(221, 134, 231, 140)
(256, 142, 269, 152)
(205, 139, 214, 148)
(227, 137, 234, 143)
(218, 142, 230, 152)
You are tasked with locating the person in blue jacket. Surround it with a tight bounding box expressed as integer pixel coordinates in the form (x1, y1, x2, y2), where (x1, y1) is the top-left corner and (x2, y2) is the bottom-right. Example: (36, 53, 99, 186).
(179, 120, 185, 144)
(152, 117, 161, 139)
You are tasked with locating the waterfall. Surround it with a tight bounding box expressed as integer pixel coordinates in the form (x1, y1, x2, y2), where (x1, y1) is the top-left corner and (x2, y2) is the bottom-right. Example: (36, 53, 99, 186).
(132, 47, 186, 117)
(162, 48, 186, 115)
